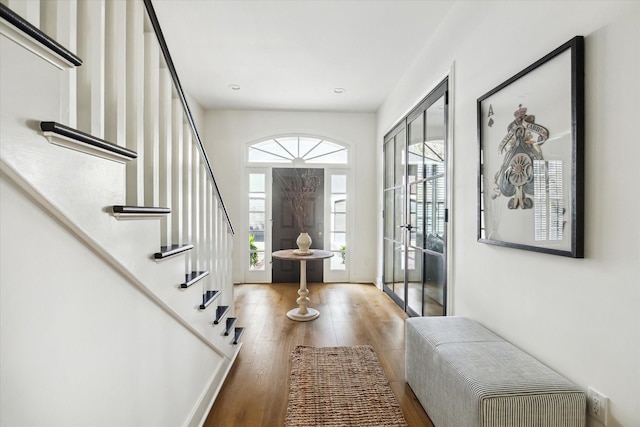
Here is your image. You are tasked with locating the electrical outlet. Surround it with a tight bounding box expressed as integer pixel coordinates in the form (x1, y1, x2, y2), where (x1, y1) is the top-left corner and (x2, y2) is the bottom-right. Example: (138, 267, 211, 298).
(587, 387, 608, 425)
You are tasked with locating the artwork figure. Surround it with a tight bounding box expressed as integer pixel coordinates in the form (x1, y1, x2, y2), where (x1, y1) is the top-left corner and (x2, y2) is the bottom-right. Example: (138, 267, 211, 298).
(491, 104, 549, 209)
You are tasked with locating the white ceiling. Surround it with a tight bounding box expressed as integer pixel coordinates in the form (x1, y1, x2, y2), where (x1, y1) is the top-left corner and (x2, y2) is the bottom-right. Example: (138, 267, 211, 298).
(152, 0, 455, 113)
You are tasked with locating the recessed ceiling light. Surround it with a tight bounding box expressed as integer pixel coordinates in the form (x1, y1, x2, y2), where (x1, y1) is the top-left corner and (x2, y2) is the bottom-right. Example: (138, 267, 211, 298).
(333, 88, 346, 94)
(228, 84, 241, 91)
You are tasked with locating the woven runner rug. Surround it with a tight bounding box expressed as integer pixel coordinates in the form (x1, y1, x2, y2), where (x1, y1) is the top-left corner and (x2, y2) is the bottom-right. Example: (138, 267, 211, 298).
(285, 345, 408, 427)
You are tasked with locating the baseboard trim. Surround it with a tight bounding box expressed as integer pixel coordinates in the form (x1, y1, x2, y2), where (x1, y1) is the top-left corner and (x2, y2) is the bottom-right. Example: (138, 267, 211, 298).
(183, 344, 243, 427)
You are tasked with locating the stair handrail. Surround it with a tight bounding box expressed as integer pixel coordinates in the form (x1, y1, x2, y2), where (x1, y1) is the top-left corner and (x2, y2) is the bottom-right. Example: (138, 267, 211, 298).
(143, 0, 234, 235)
(0, 2, 82, 67)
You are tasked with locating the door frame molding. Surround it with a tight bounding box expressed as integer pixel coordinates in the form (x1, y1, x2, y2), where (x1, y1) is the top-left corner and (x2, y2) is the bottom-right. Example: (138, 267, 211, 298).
(242, 134, 353, 284)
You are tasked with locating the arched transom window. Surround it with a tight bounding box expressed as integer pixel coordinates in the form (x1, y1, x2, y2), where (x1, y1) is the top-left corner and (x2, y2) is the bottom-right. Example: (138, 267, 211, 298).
(248, 136, 348, 164)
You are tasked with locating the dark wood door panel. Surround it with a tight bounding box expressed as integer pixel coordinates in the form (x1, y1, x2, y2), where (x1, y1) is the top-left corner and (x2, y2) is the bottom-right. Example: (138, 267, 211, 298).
(272, 168, 324, 283)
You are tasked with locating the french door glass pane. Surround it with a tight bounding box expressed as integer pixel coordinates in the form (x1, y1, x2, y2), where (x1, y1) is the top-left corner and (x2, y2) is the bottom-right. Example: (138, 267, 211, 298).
(434, 175, 446, 239)
(393, 242, 405, 302)
(385, 143, 394, 188)
(394, 130, 405, 186)
(408, 113, 424, 183)
(409, 182, 418, 247)
(384, 189, 394, 239)
(384, 239, 394, 287)
(410, 180, 426, 249)
(424, 96, 445, 171)
(407, 248, 423, 315)
(424, 251, 445, 315)
(423, 177, 445, 251)
(425, 180, 435, 238)
(394, 188, 404, 242)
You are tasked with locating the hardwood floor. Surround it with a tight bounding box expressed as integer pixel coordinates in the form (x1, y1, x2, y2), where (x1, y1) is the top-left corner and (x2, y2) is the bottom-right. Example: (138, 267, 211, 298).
(204, 282, 434, 427)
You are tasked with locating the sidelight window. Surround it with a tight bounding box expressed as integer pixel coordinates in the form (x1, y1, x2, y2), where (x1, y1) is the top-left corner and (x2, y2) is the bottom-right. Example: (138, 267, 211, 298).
(330, 174, 347, 270)
(248, 173, 266, 271)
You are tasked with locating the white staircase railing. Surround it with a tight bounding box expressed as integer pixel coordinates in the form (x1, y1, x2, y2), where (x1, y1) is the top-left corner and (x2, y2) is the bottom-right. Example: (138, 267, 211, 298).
(0, 1, 239, 425)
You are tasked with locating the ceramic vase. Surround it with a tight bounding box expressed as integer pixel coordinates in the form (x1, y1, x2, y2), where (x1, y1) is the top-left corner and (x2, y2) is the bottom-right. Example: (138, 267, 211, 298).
(296, 232, 312, 254)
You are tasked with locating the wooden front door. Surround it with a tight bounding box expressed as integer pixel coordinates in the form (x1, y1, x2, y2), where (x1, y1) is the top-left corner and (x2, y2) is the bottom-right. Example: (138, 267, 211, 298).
(272, 168, 324, 283)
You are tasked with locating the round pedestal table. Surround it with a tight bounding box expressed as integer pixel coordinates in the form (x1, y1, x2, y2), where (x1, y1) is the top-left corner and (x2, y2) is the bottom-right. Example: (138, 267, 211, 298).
(271, 249, 334, 321)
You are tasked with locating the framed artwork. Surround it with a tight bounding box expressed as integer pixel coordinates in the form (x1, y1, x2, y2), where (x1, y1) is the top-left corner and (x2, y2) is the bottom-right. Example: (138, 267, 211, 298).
(477, 36, 584, 258)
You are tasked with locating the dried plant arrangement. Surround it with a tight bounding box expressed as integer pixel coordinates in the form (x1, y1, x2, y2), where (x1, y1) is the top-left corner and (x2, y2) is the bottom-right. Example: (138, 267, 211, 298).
(275, 169, 323, 232)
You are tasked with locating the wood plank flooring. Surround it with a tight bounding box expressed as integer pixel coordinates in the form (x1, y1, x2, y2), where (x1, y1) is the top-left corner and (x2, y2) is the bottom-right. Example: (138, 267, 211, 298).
(204, 282, 434, 427)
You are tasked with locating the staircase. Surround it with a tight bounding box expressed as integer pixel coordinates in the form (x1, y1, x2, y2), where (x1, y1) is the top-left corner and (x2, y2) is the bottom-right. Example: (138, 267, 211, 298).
(0, 1, 241, 426)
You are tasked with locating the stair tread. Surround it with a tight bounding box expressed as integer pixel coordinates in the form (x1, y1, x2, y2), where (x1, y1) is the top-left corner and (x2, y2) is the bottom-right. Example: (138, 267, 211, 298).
(154, 244, 193, 260)
(181, 271, 209, 288)
(224, 317, 238, 336)
(40, 121, 137, 160)
(213, 305, 230, 324)
(233, 327, 245, 345)
(199, 290, 220, 310)
(112, 205, 170, 215)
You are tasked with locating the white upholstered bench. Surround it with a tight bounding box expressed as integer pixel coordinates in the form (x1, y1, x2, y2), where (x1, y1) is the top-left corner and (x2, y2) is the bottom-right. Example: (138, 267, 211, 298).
(405, 316, 586, 427)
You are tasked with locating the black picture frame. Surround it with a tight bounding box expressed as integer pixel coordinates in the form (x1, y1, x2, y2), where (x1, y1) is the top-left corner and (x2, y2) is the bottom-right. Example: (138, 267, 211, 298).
(477, 36, 584, 258)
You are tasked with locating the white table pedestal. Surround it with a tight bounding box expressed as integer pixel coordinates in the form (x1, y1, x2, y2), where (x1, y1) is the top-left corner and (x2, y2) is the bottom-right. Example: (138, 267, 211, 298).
(286, 260, 320, 321)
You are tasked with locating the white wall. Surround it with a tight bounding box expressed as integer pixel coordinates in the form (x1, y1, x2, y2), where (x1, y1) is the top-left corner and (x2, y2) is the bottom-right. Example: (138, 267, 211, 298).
(377, 2, 639, 427)
(202, 110, 376, 284)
